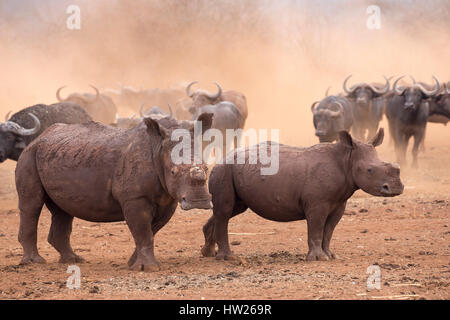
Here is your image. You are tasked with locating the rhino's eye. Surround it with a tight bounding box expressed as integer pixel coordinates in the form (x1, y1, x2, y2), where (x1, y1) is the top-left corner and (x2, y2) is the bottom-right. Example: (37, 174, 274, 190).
(367, 168, 373, 174)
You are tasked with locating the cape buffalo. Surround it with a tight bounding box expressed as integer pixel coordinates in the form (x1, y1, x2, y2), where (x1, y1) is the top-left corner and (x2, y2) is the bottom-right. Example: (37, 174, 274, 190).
(0, 102, 91, 162)
(311, 95, 353, 143)
(184, 81, 248, 126)
(385, 75, 442, 167)
(112, 104, 175, 129)
(15, 114, 213, 271)
(56, 85, 117, 124)
(426, 81, 450, 125)
(201, 128, 403, 261)
(191, 101, 245, 161)
(104, 85, 184, 116)
(343, 75, 390, 141)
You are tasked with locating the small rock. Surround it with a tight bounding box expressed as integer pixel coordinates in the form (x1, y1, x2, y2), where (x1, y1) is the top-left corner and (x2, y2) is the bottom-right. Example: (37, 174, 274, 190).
(89, 286, 100, 294)
(361, 229, 368, 234)
(231, 241, 241, 246)
(359, 208, 368, 213)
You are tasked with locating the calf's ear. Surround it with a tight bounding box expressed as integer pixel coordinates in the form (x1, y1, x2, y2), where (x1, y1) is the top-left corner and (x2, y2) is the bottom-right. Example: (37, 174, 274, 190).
(144, 117, 168, 139)
(368, 128, 384, 147)
(338, 131, 354, 148)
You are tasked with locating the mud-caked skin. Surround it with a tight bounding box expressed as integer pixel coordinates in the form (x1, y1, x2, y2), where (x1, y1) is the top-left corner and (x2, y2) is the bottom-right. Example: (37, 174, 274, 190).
(15, 114, 213, 271)
(202, 128, 404, 262)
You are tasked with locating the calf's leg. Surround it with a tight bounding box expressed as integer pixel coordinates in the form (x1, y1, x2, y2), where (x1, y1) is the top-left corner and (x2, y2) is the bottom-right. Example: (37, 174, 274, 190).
(305, 203, 332, 261)
(322, 202, 346, 259)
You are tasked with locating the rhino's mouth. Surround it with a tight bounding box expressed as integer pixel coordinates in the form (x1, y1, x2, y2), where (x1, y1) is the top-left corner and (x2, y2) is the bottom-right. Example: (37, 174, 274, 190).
(180, 198, 213, 210)
(379, 182, 404, 197)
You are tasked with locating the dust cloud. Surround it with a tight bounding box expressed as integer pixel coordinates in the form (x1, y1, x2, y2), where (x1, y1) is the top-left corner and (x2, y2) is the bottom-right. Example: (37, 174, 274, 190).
(0, 0, 449, 150)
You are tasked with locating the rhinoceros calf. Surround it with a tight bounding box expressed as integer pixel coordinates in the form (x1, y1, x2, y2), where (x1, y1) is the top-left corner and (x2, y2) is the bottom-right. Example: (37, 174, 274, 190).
(201, 128, 403, 261)
(16, 114, 213, 271)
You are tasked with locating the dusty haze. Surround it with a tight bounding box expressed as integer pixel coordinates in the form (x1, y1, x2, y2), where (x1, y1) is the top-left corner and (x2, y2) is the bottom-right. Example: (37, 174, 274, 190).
(0, 0, 449, 151)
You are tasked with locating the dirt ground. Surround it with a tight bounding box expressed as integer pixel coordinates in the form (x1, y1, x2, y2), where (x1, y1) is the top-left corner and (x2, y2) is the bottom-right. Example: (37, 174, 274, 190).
(0, 125, 449, 300)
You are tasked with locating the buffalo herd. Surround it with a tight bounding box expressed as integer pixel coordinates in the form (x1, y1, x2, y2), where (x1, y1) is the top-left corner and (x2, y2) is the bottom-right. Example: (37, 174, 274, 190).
(1, 76, 448, 270)
(312, 75, 450, 167)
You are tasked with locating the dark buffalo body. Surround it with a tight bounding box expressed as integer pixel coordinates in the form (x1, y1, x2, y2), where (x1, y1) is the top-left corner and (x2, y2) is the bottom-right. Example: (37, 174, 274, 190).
(385, 76, 443, 167)
(0, 102, 91, 162)
(427, 81, 450, 125)
(15, 114, 214, 271)
(342, 75, 390, 141)
(201, 129, 403, 261)
(311, 95, 353, 142)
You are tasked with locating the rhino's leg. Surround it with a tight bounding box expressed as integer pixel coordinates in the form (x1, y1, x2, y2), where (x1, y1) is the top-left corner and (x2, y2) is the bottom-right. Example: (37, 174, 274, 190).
(305, 204, 330, 261)
(322, 202, 346, 259)
(201, 217, 217, 257)
(215, 201, 248, 261)
(123, 199, 160, 272)
(46, 200, 83, 264)
(152, 202, 177, 236)
(17, 158, 46, 265)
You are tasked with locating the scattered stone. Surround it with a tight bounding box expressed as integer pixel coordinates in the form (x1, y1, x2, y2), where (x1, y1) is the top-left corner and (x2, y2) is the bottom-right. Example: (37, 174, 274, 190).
(89, 286, 100, 294)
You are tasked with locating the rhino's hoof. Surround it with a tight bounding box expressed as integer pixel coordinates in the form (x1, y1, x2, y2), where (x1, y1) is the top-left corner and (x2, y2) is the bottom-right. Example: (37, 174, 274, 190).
(215, 252, 236, 261)
(20, 254, 46, 265)
(129, 260, 161, 272)
(59, 254, 85, 264)
(324, 249, 338, 260)
(306, 250, 330, 261)
(201, 245, 216, 257)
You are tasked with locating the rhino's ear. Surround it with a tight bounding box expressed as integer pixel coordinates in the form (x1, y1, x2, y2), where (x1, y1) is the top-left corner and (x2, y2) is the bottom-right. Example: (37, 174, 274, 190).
(338, 130, 354, 148)
(196, 112, 214, 132)
(368, 128, 384, 147)
(144, 117, 168, 139)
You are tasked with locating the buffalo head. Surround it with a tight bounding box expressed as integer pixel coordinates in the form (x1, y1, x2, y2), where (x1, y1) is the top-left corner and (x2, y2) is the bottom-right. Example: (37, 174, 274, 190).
(393, 75, 440, 111)
(185, 81, 222, 113)
(343, 75, 390, 106)
(311, 96, 345, 142)
(0, 113, 40, 162)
